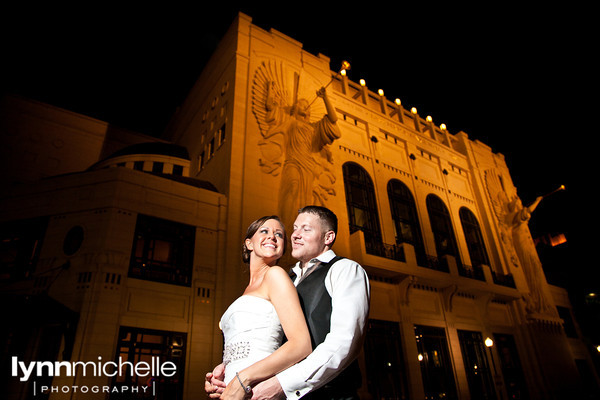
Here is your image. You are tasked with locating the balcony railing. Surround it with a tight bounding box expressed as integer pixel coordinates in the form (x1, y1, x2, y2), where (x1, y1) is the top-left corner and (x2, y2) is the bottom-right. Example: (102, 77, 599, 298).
(458, 264, 486, 281)
(422, 255, 450, 273)
(491, 271, 516, 288)
(355, 231, 516, 289)
(364, 239, 406, 263)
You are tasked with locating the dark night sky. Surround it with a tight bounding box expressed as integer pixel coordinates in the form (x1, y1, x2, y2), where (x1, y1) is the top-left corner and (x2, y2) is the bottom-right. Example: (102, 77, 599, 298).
(2, 4, 596, 285)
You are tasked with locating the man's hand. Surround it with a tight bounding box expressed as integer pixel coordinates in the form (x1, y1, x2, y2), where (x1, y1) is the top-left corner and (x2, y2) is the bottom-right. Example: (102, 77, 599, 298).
(251, 376, 285, 400)
(205, 363, 226, 398)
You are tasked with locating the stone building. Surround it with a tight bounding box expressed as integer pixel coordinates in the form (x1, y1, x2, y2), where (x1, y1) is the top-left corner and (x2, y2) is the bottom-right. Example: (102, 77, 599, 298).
(1, 12, 597, 400)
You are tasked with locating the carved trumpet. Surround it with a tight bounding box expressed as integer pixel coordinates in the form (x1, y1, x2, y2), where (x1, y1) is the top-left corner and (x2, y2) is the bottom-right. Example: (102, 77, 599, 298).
(306, 61, 351, 107)
(541, 185, 565, 199)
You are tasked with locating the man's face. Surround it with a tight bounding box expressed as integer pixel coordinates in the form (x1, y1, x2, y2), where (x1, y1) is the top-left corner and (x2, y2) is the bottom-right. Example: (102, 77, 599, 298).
(291, 212, 331, 264)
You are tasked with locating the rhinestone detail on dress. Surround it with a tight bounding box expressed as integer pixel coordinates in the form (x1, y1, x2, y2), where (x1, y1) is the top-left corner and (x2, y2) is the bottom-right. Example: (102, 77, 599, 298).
(223, 341, 251, 365)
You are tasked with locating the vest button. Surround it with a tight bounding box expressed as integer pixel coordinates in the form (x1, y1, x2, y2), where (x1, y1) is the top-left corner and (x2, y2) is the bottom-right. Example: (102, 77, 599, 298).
(296, 390, 301, 396)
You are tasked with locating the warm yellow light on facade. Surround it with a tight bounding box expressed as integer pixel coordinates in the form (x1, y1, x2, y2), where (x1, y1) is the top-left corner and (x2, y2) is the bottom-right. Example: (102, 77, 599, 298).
(360, 79, 366, 86)
(440, 123, 447, 130)
(411, 107, 417, 114)
(426, 115, 432, 122)
(378, 89, 384, 96)
(485, 337, 494, 347)
(395, 98, 401, 105)
(596, 345, 600, 353)
(340, 69, 347, 76)
(418, 353, 424, 361)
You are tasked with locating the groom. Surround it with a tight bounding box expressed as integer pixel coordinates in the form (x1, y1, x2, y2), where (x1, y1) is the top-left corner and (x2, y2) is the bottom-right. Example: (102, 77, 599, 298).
(206, 205, 370, 399)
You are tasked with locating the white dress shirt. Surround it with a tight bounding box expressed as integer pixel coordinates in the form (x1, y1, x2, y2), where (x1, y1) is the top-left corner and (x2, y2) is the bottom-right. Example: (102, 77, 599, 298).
(276, 250, 370, 398)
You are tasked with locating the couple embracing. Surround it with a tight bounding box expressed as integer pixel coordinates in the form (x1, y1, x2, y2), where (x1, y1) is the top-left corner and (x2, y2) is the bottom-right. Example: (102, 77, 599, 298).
(205, 206, 370, 400)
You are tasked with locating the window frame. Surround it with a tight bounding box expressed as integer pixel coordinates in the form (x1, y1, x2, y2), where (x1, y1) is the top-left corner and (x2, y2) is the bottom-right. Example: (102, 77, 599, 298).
(129, 214, 195, 287)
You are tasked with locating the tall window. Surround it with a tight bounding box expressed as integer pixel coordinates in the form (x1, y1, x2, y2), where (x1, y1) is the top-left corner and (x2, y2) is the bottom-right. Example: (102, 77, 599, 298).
(364, 320, 409, 399)
(426, 195, 461, 268)
(343, 162, 382, 243)
(493, 333, 529, 400)
(129, 215, 195, 286)
(0, 217, 48, 282)
(112, 326, 186, 400)
(457, 330, 496, 400)
(459, 207, 490, 268)
(217, 123, 226, 147)
(415, 325, 458, 400)
(387, 179, 426, 265)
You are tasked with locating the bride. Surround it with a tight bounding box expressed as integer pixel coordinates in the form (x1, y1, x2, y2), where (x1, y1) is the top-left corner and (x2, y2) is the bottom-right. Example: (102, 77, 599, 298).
(214, 215, 311, 399)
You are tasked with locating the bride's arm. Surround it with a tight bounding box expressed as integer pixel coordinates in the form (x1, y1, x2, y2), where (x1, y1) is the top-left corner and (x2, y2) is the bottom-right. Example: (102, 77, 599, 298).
(222, 266, 311, 398)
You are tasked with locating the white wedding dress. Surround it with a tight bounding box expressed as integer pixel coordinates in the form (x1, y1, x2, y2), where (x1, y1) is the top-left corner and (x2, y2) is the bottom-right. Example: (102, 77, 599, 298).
(220, 295, 284, 384)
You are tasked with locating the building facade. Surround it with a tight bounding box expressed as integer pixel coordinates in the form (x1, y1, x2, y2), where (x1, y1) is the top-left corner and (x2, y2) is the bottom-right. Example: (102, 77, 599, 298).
(1, 12, 597, 400)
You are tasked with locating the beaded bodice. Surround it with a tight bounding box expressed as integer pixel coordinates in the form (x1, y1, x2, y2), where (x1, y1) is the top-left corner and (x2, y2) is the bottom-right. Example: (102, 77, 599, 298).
(220, 295, 284, 384)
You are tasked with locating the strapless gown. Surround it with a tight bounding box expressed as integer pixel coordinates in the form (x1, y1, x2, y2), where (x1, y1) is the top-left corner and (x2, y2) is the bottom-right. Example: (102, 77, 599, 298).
(220, 295, 284, 384)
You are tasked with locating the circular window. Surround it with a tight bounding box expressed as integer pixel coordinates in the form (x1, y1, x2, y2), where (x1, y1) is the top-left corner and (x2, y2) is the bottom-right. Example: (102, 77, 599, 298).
(63, 225, 84, 255)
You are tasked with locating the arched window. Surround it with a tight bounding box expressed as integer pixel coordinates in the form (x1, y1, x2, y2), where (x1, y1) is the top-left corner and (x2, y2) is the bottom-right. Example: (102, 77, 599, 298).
(426, 195, 460, 268)
(459, 207, 490, 268)
(342, 162, 382, 243)
(387, 179, 426, 265)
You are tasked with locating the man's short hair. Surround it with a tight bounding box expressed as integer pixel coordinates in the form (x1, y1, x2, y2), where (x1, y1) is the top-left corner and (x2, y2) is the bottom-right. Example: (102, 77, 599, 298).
(298, 205, 338, 235)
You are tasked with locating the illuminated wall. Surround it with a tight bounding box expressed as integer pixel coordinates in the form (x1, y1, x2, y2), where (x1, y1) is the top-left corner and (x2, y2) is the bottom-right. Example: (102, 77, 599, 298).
(1, 12, 596, 400)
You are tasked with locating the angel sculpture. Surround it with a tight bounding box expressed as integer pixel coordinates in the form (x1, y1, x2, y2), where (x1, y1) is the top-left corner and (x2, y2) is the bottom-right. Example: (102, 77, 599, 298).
(252, 61, 341, 230)
(485, 170, 554, 315)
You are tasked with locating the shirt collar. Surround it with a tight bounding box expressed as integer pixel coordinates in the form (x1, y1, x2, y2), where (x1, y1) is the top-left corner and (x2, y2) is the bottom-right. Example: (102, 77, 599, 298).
(291, 249, 336, 275)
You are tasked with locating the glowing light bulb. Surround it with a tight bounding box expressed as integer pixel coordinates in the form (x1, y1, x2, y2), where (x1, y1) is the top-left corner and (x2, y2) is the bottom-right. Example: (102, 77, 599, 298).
(411, 107, 418, 114)
(440, 123, 447, 130)
(378, 89, 384, 96)
(426, 115, 432, 122)
(360, 79, 366, 86)
(395, 98, 401, 105)
(485, 337, 493, 347)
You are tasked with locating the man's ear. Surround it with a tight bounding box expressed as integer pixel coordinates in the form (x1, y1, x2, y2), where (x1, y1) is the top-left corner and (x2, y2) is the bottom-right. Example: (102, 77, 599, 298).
(324, 231, 336, 247)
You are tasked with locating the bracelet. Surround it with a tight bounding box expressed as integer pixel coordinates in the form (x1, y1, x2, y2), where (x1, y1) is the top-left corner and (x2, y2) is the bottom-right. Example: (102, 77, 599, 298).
(235, 372, 252, 394)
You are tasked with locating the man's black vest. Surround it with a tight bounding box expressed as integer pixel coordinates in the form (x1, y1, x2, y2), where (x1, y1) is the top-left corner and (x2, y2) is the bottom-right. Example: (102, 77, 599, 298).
(290, 256, 361, 397)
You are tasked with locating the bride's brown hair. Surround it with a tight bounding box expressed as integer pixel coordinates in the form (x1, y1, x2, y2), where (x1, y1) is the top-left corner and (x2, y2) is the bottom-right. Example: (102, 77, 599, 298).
(242, 215, 286, 264)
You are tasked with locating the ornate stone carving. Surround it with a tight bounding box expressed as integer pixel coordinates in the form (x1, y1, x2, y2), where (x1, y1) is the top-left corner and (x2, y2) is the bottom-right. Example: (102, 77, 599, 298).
(252, 60, 341, 229)
(484, 169, 554, 316)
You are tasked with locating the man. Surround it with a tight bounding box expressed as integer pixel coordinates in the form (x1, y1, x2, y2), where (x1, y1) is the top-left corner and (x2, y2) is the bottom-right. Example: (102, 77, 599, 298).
(206, 206, 370, 399)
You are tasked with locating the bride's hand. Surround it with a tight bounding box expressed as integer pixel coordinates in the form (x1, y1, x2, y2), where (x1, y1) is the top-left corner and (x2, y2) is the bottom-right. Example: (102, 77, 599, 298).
(205, 363, 226, 398)
(221, 379, 252, 400)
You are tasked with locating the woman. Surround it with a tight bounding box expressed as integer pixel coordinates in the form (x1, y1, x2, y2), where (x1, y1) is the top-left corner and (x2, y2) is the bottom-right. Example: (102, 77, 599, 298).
(214, 216, 311, 399)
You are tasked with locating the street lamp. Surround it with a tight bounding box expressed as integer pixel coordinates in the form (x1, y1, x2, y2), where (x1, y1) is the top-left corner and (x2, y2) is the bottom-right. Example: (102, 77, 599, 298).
(485, 336, 504, 399)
